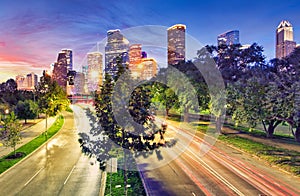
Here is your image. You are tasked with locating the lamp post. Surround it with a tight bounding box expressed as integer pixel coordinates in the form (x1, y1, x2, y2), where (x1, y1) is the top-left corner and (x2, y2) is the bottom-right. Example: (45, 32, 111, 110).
(3, 109, 9, 133)
(44, 84, 48, 140)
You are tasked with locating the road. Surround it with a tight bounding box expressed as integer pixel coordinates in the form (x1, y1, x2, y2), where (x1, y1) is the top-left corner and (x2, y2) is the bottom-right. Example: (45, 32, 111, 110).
(137, 119, 300, 196)
(0, 107, 103, 196)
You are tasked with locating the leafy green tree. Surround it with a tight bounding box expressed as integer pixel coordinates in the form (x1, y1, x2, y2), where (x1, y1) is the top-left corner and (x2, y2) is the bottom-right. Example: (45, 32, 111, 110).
(35, 71, 70, 117)
(80, 56, 176, 195)
(0, 112, 22, 156)
(15, 100, 38, 124)
(151, 82, 179, 116)
(35, 71, 69, 137)
(205, 43, 265, 84)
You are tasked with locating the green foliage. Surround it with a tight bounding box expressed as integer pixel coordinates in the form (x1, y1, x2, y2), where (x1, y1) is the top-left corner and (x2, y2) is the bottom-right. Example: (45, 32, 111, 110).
(35, 71, 70, 117)
(15, 100, 38, 123)
(0, 112, 22, 156)
(151, 82, 179, 116)
(0, 115, 64, 174)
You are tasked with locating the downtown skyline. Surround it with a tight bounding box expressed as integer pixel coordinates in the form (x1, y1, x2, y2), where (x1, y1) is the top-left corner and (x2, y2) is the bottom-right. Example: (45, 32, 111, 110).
(0, 0, 300, 82)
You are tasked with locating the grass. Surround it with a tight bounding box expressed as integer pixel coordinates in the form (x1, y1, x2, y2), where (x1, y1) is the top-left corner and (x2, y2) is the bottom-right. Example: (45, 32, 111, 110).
(0, 115, 64, 174)
(105, 153, 146, 196)
(218, 135, 300, 176)
(105, 169, 146, 196)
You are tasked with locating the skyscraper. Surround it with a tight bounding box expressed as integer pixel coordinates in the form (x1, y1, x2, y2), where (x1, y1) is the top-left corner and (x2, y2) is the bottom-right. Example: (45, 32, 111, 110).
(129, 44, 142, 65)
(139, 58, 158, 80)
(217, 30, 239, 46)
(129, 44, 142, 77)
(167, 24, 186, 65)
(52, 52, 68, 89)
(16, 75, 26, 90)
(276, 20, 296, 59)
(26, 72, 38, 89)
(105, 29, 129, 78)
(16, 72, 38, 90)
(74, 72, 85, 95)
(87, 52, 103, 92)
(52, 49, 73, 90)
(61, 49, 73, 71)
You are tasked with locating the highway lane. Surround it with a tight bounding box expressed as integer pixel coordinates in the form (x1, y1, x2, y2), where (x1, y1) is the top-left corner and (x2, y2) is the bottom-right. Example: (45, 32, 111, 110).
(0, 108, 103, 196)
(137, 119, 300, 196)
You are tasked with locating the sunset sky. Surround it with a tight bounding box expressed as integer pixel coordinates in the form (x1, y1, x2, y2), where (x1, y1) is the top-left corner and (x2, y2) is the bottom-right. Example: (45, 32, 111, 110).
(0, 0, 300, 82)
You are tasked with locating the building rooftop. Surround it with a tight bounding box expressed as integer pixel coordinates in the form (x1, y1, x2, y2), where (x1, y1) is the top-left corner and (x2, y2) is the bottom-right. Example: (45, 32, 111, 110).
(168, 24, 186, 30)
(277, 20, 292, 29)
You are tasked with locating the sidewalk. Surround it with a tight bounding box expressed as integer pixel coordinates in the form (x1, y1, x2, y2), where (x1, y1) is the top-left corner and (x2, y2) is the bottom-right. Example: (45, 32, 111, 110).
(221, 126, 300, 153)
(0, 116, 57, 158)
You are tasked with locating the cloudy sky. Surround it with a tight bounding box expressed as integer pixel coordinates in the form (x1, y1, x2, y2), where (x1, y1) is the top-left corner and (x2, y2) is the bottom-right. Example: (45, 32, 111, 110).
(0, 0, 299, 82)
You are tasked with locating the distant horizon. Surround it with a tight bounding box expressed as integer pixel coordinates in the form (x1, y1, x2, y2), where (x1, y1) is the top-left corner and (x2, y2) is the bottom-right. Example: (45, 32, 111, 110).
(0, 0, 299, 82)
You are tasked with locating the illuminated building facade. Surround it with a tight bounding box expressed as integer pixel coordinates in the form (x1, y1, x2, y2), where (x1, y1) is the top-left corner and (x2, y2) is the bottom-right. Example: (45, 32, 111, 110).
(26, 72, 38, 89)
(16, 75, 26, 90)
(16, 72, 38, 91)
(276, 20, 296, 59)
(129, 44, 142, 76)
(217, 30, 239, 46)
(105, 29, 129, 78)
(131, 58, 157, 80)
(168, 24, 186, 65)
(74, 72, 85, 95)
(87, 52, 103, 92)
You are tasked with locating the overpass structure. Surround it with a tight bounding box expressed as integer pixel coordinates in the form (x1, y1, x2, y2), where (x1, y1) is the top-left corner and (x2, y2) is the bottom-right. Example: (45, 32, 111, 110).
(68, 95, 95, 105)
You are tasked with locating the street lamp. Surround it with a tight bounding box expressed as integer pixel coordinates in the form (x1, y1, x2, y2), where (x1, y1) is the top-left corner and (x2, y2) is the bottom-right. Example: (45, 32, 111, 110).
(3, 109, 9, 133)
(44, 84, 48, 140)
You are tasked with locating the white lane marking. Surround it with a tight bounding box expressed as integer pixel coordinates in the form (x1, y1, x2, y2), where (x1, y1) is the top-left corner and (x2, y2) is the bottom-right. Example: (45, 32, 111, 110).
(64, 165, 76, 185)
(24, 167, 44, 187)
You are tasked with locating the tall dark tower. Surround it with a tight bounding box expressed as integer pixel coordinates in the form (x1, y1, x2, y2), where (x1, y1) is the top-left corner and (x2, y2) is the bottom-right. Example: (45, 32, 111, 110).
(276, 20, 296, 59)
(52, 49, 73, 90)
(105, 29, 129, 78)
(167, 24, 186, 65)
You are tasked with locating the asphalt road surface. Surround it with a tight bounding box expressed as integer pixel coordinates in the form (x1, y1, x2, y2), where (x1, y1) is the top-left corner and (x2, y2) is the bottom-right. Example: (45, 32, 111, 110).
(0, 108, 103, 196)
(137, 119, 300, 196)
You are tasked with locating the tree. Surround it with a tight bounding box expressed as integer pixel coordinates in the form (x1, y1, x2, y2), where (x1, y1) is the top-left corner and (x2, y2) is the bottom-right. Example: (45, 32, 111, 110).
(151, 82, 179, 116)
(35, 71, 69, 137)
(0, 112, 22, 156)
(79, 56, 176, 195)
(36, 71, 69, 117)
(15, 100, 38, 123)
(205, 43, 265, 85)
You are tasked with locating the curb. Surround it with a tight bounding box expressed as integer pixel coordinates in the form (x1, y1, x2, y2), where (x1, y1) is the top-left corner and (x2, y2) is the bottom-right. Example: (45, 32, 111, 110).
(99, 171, 107, 196)
(0, 115, 63, 178)
(136, 165, 150, 196)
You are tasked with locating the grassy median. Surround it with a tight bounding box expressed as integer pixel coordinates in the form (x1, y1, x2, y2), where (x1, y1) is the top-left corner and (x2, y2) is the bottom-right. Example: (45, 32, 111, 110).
(105, 151, 146, 196)
(0, 115, 64, 174)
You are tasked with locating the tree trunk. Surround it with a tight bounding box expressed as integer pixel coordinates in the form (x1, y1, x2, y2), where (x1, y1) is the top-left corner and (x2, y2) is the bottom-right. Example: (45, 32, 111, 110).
(295, 126, 300, 143)
(216, 116, 222, 134)
(166, 108, 169, 117)
(184, 106, 189, 122)
(25, 118, 27, 124)
(262, 120, 281, 138)
(266, 123, 274, 138)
